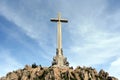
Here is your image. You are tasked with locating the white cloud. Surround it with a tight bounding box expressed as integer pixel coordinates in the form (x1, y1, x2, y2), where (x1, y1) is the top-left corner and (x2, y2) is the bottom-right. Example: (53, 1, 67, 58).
(108, 58, 120, 79)
(0, 48, 22, 77)
(0, 0, 56, 56)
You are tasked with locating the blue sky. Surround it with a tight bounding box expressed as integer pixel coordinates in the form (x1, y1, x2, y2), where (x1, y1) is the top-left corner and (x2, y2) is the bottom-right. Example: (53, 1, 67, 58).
(0, 0, 120, 79)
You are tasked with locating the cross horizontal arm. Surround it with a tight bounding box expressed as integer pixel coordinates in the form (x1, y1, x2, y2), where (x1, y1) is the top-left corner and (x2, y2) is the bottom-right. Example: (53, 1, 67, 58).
(50, 18, 68, 23)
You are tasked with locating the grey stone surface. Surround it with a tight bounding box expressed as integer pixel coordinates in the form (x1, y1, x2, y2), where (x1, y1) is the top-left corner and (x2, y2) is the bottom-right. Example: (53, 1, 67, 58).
(52, 48, 69, 67)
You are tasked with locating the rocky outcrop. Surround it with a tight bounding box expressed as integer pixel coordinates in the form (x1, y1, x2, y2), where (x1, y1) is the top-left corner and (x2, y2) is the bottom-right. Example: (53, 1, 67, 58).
(0, 64, 118, 80)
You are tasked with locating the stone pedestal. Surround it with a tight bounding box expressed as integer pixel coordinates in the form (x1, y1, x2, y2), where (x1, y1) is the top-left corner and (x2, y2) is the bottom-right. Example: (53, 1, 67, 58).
(52, 49, 69, 67)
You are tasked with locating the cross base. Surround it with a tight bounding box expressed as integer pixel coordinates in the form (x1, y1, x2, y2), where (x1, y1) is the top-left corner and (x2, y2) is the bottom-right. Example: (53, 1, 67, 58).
(52, 48, 69, 67)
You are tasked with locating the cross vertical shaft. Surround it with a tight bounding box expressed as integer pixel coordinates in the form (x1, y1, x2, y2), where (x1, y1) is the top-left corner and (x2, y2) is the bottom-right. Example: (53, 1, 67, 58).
(57, 13, 62, 56)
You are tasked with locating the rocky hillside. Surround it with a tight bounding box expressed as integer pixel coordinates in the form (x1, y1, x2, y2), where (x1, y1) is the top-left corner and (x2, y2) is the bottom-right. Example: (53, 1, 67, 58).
(0, 64, 118, 80)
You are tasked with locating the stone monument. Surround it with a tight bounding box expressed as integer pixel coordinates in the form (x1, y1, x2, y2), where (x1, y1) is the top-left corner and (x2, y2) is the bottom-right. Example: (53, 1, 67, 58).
(51, 13, 69, 67)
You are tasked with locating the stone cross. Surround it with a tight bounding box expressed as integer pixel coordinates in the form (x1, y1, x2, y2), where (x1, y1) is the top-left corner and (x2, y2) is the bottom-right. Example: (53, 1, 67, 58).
(51, 13, 68, 56)
(51, 13, 69, 67)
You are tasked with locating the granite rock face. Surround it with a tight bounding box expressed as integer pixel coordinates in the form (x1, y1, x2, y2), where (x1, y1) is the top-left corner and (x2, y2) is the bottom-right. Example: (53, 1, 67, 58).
(0, 65, 118, 80)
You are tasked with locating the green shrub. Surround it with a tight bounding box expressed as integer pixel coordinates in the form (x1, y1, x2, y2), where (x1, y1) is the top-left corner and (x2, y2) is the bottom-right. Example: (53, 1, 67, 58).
(32, 63, 38, 68)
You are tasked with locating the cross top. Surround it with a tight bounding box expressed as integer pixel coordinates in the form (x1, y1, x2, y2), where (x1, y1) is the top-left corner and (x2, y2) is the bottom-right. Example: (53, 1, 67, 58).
(58, 13, 61, 21)
(51, 13, 68, 23)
